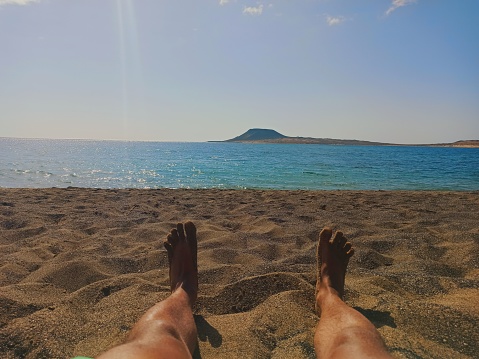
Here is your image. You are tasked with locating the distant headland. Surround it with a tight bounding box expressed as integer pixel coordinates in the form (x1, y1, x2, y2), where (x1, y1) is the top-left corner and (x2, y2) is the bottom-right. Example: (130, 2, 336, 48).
(210, 128, 479, 148)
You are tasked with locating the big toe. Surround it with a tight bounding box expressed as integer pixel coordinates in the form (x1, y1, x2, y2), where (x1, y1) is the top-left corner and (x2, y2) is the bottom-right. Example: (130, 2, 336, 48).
(319, 227, 332, 243)
(185, 221, 197, 240)
(318, 227, 332, 264)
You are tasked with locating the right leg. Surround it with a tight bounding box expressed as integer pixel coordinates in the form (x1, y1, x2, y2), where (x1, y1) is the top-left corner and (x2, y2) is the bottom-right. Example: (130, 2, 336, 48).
(314, 228, 393, 359)
(97, 222, 198, 359)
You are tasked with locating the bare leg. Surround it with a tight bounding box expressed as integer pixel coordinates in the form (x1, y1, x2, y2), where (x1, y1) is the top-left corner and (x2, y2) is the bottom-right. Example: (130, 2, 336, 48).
(98, 222, 198, 359)
(314, 228, 393, 359)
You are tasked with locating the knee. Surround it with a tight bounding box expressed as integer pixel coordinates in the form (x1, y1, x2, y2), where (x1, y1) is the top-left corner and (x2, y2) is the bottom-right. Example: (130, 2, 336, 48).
(129, 319, 183, 343)
(329, 327, 390, 359)
(340, 325, 384, 344)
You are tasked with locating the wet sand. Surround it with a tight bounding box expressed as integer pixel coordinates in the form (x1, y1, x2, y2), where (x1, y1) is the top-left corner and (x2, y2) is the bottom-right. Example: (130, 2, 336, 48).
(0, 188, 478, 359)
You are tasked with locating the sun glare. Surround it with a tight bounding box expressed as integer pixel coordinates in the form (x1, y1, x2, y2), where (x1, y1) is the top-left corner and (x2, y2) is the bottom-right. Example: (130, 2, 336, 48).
(116, 0, 144, 139)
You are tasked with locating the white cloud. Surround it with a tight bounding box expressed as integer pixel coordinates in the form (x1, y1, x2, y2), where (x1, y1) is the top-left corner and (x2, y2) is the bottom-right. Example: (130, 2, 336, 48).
(326, 15, 345, 26)
(386, 0, 416, 16)
(0, 0, 38, 5)
(243, 4, 263, 16)
(219, 0, 230, 5)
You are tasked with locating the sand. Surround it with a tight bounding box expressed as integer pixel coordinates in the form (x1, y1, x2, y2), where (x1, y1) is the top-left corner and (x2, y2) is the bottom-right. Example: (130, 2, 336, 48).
(0, 188, 478, 359)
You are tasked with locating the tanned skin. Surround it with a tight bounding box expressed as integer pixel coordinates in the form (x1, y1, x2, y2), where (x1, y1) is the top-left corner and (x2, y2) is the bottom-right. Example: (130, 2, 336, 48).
(97, 223, 393, 359)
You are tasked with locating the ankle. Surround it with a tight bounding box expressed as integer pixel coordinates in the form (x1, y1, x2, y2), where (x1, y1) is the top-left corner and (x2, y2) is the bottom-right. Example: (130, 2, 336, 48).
(173, 284, 197, 308)
(316, 284, 342, 307)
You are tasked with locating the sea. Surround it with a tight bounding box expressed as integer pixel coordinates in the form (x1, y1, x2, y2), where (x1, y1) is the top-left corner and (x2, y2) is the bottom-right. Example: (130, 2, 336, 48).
(1, 138, 478, 191)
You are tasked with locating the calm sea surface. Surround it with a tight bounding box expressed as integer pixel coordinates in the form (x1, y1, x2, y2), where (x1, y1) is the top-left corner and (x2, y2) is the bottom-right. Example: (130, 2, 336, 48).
(1, 138, 478, 190)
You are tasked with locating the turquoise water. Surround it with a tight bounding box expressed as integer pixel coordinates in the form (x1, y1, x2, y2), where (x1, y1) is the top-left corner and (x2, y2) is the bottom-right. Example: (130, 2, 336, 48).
(1, 138, 478, 190)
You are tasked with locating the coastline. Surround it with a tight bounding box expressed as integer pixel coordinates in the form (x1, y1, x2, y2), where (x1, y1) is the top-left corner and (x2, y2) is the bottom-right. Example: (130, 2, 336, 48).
(217, 128, 479, 147)
(1, 188, 478, 358)
(215, 138, 479, 148)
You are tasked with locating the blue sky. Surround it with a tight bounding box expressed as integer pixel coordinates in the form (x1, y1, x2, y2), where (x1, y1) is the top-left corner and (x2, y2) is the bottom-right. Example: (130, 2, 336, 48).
(1, 0, 478, 143)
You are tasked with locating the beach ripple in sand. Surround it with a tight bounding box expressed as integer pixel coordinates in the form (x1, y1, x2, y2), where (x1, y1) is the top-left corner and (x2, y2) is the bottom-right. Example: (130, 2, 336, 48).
(0, 188, 478, 359)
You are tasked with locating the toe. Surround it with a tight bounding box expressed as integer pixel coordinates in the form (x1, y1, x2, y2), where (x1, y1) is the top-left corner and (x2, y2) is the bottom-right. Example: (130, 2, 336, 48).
(332, 231, 346, 249)
(318, 228, 332, 260)
(319, 227, 333, 242)
(168, 229, 179, 247)
(185, 221, 197, 240)
(343, 242, 352, 253)
(177, 223, 186, 241)
(164, 241, 173, 262)
(185, 221, 198, 267)
(318, 228, 332, 272)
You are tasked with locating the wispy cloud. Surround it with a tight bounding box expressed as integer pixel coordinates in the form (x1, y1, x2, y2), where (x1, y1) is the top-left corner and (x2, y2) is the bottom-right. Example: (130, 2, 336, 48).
(219, 0, 231, 5)
(243, 4, 263, 16)
(326, 15, 345, 26)
(385, 0, 416, 16)
(0, 0, 39, 5)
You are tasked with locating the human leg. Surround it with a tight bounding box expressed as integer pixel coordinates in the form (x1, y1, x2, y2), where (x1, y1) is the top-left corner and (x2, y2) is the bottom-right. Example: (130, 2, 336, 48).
(98, 222, 198, 359)
(314, 228, 393, 359)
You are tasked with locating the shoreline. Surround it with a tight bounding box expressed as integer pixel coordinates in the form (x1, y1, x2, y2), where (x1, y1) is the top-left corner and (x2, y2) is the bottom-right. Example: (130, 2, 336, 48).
(2, 186, 479, 192)
(1, 188, 478, 358)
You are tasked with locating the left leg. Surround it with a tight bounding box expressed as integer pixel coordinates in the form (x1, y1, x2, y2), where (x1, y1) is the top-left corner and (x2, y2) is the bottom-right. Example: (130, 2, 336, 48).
(98, 222, 198, 359)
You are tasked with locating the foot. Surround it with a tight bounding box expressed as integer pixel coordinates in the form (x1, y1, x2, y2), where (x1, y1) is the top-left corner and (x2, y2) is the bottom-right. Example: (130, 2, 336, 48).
(316, 227, 354, 303)
(163, 222, 198, 306)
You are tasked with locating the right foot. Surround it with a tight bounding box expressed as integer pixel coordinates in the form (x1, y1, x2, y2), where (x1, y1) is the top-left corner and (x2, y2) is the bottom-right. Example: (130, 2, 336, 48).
(163, 222, 198, 306)
(316, 227, 354, 302)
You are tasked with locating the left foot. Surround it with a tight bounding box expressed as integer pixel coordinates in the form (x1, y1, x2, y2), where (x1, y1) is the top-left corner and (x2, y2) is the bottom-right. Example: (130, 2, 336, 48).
(163, 222, 198, 306)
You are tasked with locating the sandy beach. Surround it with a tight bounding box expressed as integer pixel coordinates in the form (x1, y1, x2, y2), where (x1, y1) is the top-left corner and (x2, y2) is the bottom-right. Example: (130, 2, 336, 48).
(0, 188, 478, 359)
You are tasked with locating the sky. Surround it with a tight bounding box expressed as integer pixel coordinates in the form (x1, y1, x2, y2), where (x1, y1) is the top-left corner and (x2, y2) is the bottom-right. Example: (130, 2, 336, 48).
(0, 0, 478, 143)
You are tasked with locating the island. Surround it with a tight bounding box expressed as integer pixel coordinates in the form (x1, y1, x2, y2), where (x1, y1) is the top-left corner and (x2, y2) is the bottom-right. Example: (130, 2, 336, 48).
(211, 128, 479, 148)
